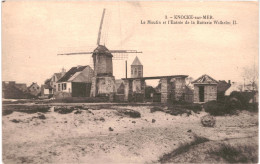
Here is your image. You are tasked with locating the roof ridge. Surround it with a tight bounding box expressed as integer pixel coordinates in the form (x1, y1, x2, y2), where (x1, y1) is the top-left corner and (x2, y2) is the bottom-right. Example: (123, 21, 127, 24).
(192, 74, 218, 84)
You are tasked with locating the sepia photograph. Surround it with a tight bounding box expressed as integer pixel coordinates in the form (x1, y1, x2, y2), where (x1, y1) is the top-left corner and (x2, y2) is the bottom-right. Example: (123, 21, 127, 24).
(2, 1, 259, 163)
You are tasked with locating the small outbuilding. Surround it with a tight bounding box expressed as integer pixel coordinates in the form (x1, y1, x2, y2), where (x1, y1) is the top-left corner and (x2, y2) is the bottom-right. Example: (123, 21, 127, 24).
(192, 74, 218, 103)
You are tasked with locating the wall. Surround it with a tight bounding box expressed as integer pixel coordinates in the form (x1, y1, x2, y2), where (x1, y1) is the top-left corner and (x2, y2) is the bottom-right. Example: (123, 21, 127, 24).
(28, 83, 41, 96)
(97, 76, 115, 94)
(72, 82, 92, 97)
(54, 92, 72, 99)
(174, 77, 186, 101)
(204, 85, 217, 102)
(132, 80, 142, 93)
(94, 55, 113, 76)
(161, 78, 171, 103)
(90, 76, 116, 97)
(131, 65, 143, 78)
(56, 82, 72, 93)
(193, 84, 217, 103)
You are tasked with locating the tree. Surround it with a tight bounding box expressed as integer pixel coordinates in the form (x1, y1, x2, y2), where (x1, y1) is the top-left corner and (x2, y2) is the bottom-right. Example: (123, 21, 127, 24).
(186, 77, 194, 88)
(242, 65, 258, 91)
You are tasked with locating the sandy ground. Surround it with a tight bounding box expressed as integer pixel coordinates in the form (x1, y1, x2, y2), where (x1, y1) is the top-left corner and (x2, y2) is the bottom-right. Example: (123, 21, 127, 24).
(2, 105, 258, 163)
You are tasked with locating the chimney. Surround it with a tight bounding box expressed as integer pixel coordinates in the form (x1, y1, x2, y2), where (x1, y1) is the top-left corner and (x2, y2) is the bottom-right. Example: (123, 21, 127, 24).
(61, 67, 66, 76)
(228, 80, 231, 84)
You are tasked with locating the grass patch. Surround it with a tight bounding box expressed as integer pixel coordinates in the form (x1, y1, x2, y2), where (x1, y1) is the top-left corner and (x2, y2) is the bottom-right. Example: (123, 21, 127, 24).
(116, 108, 141, 118)
(51, 97, 109, 103)
(159, 135, 209, 163)
(209, 144, 258, 163)
(166, 103, 202, 116)
(2, 105, 51, 114)
(54, 106, 78, 114)
(150, 106, 164, 113)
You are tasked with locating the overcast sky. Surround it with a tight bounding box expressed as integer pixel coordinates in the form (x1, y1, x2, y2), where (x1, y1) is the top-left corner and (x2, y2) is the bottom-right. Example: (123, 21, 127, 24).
(2, 1, 258, 87)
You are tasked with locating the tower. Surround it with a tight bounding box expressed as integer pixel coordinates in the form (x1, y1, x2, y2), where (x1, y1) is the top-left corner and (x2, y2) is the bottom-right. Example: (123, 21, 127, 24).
(131, 56, 143, 78)
(92, 45, 113, 76)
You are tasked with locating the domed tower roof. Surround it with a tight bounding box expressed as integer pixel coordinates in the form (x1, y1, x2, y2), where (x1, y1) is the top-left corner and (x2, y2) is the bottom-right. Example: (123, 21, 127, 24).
(93, 45, 113, 57)
(131, 56, 142, 66)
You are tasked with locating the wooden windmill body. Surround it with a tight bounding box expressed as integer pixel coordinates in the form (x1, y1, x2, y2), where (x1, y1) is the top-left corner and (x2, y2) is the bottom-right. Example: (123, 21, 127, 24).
(58, 9, 142, 98)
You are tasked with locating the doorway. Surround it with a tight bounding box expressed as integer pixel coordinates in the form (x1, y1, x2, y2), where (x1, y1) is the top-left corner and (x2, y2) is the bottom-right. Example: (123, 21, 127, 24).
(199, 86, 204, 102)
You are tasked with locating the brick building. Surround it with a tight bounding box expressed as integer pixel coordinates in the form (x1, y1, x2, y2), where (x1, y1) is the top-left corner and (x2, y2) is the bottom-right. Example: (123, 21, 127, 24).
(192, 74, 218, 103)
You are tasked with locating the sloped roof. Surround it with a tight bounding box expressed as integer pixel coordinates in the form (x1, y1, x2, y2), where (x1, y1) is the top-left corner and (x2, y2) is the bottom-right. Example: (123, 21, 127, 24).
(58, 65, 88, 82)
(131, 56, 142, 66)
(44, 78, 51, 85)
(185, 85, 194, 94)
(217, 80, 231, 92)
(225, 82, 242, 95)
(68, 72, 82, 82)
(93, 45, 113, 57)
(192, 74, 218, 84)
(115, 79, 124, 90)
(42, 84, 52, 89)
(28, 82, 39, 88)
(54, 73, 63, 80)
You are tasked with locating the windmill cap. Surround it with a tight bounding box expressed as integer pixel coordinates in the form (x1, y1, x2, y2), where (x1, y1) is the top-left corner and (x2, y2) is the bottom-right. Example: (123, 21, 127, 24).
(93, 45, 113, 56)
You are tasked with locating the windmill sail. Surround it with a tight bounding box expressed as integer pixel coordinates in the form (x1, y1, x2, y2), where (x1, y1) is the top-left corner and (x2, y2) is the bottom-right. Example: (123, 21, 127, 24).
(97, 9, 106, 46)
(57, 52, 93, 55)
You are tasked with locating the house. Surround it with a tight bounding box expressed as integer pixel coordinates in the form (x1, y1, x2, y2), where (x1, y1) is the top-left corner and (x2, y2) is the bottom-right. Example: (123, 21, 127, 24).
(2, 81, 30, 99)
(192, 74, 218, 103)
(28, 82, 41, 96)
(217, 80, 231, 101)
(50, 68, 66, 92)
(41, 68, 66, 97)
(225, 82, 243, 95)
(54, 65, 94, 99)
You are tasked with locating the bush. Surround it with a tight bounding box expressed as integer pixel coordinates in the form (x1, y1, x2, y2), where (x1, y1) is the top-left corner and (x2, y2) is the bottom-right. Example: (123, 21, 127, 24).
(2, 110, 13, 116)
(229, 91, 258, 112)
(54, 106, 77, 114)
(167, 107, 191, 116)
(32, 113, 46, 120)
(150, 106, 164, 113)
(159, 135, 209, 163)
(247, 103, 258, 112)
(116, 108, 141, 118)
(166, 103, 202, 116)
(201, 115, 216, 127)
(204, 100, 236, 116)
(209, 144, 258, 163)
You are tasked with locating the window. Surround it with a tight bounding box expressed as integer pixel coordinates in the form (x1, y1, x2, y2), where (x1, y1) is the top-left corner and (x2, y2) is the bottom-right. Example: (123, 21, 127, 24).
(134, 68, 137, 74)
(58, 84, 61, 91)
(61, 83, 67, 90)
(138, 70, 142, 76)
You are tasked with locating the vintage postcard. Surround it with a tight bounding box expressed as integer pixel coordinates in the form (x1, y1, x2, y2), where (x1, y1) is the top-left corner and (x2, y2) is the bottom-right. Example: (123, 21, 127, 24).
(2, 1, 259, 163)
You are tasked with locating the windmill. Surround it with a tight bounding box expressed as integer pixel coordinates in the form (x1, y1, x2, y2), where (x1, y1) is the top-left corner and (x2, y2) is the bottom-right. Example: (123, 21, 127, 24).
(58, 8, 142, 97)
